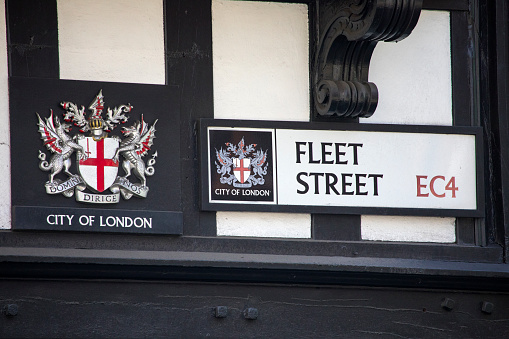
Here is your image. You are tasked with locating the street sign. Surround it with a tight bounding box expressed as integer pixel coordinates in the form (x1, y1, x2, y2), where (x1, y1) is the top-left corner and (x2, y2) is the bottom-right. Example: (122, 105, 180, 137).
(201, 119, 484, 217)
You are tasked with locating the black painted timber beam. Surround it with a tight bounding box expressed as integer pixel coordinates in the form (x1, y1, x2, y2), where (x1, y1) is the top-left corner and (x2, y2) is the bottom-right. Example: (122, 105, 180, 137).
(314, 0, 423, 119)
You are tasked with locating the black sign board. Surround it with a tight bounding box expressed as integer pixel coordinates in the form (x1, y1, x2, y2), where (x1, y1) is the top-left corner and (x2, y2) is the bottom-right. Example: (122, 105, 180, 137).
(208, 127, 276, 203)
(13, 206, 182, 235)
(10, 77, 182, 234)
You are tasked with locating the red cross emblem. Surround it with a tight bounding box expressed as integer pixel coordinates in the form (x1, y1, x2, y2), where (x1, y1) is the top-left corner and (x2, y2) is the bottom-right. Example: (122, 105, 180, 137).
(233, 158, 251, 183)
(77, 137, 119, 192)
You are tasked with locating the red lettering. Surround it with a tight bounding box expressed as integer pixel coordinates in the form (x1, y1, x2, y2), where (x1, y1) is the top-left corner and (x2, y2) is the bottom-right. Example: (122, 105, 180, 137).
(417, 175, 459, 198)
(416, 175, 428, 197)
(430, 176, 446, 198)
(445, 176, 458, 198)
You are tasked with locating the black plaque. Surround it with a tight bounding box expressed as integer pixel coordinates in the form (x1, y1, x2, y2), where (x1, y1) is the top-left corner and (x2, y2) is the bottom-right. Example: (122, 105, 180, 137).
(10, 77, 182, 234)
(207, 128, 276, 203)
(14, 206, 182, 235)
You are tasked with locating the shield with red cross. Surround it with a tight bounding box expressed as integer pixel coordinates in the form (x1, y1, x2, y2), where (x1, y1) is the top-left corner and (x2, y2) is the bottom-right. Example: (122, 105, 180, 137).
(77, 137, 119, 192)
(233, 157, 251, 184)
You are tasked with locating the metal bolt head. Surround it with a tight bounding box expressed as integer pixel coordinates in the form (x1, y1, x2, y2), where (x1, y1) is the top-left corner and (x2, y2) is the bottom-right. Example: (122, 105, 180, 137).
(214, 306, 228, 318)
(481, 301, 494, 314)
(441, 298, 455, 311)
(243, 307, 258, 320)
(4, 304, 18, 316)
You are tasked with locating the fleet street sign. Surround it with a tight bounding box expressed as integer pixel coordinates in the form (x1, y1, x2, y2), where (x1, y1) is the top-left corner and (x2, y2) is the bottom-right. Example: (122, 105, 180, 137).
(201, 119, 484, 217)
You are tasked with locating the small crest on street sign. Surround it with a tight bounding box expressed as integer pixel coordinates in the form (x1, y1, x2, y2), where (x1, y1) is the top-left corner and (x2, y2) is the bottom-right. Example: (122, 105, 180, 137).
(208, 129, 276, 203)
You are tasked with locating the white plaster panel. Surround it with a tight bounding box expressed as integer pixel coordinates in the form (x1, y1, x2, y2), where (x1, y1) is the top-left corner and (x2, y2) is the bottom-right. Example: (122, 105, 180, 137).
(217, 211, 310, 238)
(212, 0, 309, 121)
(57, 0, 165, 84)
(361, 215, 456, 243)
(0, 0, 11, 229)
(212, 0, 311, 238)
(366, 10, 452, 125)
(361, 10, 456, 243)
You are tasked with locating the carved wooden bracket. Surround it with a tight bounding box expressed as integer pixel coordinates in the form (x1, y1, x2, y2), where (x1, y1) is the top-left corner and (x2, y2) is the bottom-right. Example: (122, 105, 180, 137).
(314, 0, 423, 119)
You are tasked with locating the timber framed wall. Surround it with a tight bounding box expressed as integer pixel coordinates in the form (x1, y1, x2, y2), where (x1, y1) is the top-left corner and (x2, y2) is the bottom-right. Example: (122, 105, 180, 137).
(0, 0, 508, 337)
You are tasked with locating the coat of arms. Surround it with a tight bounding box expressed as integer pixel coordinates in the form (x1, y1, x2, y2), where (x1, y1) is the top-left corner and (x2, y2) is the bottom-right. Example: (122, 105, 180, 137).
(215, 138, 268, 188)
(36, 90, 158, 204)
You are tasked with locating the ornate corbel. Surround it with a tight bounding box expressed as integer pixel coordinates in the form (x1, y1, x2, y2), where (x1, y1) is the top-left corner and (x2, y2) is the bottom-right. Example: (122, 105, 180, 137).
(314, 0, 423, 119)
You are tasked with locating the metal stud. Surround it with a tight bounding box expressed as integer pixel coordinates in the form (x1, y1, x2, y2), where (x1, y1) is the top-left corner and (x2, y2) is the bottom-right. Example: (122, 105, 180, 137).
(214, 306, 228, 318)
(481, 301, 494, 314)
(243, 307, 258, 320)
(4, 304, 18, 316)
(441, 298, 455, 311)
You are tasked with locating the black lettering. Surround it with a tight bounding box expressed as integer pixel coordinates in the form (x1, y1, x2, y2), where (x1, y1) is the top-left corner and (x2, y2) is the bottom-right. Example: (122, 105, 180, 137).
(308, 142, 320, 163)
(296, 172, 309, 194)
(325, 173, 340, 195)
(342, 173, 354, 195)
(369, 174, 383, 196)
(355, 174, 368, 195)
(309, 172, 324, 194)
(335, 143, 347, 164)
(348, 143, 363, 165)
(295, 142, 306, 163)
(321, 143, 334, 164)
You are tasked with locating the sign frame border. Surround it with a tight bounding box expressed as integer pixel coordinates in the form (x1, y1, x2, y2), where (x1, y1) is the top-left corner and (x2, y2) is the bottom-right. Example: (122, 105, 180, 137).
(200, 119, 485, 218)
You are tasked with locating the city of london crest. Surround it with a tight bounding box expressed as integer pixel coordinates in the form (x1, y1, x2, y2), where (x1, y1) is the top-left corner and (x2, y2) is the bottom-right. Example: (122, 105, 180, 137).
(215, 138, 268, 188)
(36, 90, 158, 204)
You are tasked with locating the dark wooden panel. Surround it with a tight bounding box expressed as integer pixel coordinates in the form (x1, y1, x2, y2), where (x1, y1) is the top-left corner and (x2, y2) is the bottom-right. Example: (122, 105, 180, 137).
(0, 231, 502, 263)
(423, 0, 468, 11)
(450, 11, 477, 245)
(0, 279, 507, 338)
(6, 0, 59, 78)
(494, 0, 509, 260)
(312, 214, 361, 241)
(165, 0, 216, 235)
(451, 11, 473, 127)
(456, 217, 475, 245)
(478, 0, 502, 247)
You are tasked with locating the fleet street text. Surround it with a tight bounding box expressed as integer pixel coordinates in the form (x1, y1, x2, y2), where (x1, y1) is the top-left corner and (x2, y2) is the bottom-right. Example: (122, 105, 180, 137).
(296, 142, 363, 165)
(296, 172, 383, 196)
(294, 141, 383, 196)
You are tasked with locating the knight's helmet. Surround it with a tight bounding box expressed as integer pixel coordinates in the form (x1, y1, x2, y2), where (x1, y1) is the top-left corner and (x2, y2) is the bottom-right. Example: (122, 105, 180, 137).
(88, 89, 106, 140)
(89, 116, 106, 140)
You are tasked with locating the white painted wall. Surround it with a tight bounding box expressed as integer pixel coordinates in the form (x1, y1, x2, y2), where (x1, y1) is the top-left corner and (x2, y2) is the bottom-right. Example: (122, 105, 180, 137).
(0, 0, 11, 229)
(58, 0, 165, 84)
(368, 11, 452, 125)
(362, 10, 455, 242)
(216, 211, 310, 238)
(361, 215, 456, 243)
(212, 0, 311, 238)
(212, 0, 310, 121)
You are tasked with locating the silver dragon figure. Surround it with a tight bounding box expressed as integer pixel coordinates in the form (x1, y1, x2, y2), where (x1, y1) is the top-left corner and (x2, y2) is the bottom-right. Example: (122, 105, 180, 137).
(36, 110, 88, 183)
(215, 137, 268, 186)
(113, 115, 158, 187)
